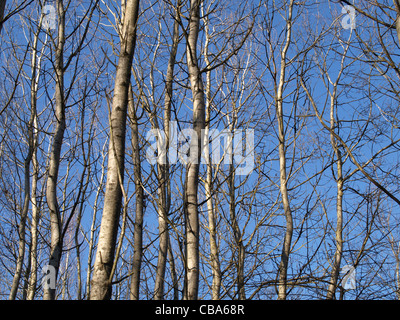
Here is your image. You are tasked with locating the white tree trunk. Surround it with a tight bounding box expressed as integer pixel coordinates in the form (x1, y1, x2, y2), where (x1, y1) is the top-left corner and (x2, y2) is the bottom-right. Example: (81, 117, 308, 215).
(184, 0, 205, 300)
(276, 0, 294, 301)
(90, 0, 140, 300)
(326, 74, 345, 300)
(202, 2, 221, 300)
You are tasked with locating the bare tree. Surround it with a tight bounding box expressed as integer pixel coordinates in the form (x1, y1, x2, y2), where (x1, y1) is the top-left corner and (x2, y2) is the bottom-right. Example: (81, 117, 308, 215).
(202, 2, 221, 299)
(275, 0, 294, 300)
(43, 0, 66, 300)
(90, 0, 140, 300)
(182, 0, 206, 300)
(128, 85, 144, 300)
(154, 1, 181, 300)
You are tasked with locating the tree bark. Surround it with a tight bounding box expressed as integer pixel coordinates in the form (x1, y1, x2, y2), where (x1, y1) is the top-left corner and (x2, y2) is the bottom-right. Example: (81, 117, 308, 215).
(43, 0, 66, 300)
(183, 0, 205, 300)
(202, 2, 221, 300)
(276, 0, 294, 301)
(326, 77, 345, 300)
(128, 86, 144, 300)
(326, 142, 343, 299)
(90, 0, 140, 300)
(26, 134, 39, 300)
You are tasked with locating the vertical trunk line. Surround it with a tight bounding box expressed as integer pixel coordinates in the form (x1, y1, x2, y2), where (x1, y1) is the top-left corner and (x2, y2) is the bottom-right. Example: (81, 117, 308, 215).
(184, 0, 205, 300)
(276, 0, 294, 301)
(90, 0, 140, 300)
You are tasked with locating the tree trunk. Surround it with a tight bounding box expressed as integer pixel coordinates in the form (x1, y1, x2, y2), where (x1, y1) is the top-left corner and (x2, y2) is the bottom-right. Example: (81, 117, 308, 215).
(326, 150, 343, 299)
(153, 2, 180, 300)
(128, 86, 144, 300)
(205, 151, 221, 300)
(184, 0, 205, 301)
(326, 89, 344, 300)
(26, 138, 39, 300)
(229, 160, 246, 300)
(154, 193, 169, 300)
(202, 2, 221, 300)
(168, 236, 179, 299)
(152, 110, 168, 301)
(90, 0, 140, 300)
(43, 0, 66, 300)
(276, 0, 294, 301)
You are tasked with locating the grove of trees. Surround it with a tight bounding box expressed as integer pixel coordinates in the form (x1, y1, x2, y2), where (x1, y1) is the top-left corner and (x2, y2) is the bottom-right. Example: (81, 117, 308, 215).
(1, 0, 400, 300)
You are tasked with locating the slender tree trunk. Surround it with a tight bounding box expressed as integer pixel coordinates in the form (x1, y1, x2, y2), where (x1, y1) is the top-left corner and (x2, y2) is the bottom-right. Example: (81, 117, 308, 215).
(153, 2, 180, 300)
(276, 0, 294, 301)
(326, 93, 344, 300)
(205, 153, 221, 299)
(154, 155, 169, 299)
(128, 86, 144, 300)
(90, 0, 140, 300)
(184, 0, 205, 300)
(168, 236, 179, 300)
(154, 191, 169, 300)
(27, 107, 39, 299)
(229, 160, 246, 300)
(326, 149, 343, 299)
(43, 0, 66, 300)
(75, 215, 82, 300)
(26, 141, 39, 300)
(75, 170, 90, 300)
(153, 117, 168, 300)
(202, 2, 221, 300)
(276, 100, 293, 301)
(230, 136, 246, 301)
(226, 119, 245, 300)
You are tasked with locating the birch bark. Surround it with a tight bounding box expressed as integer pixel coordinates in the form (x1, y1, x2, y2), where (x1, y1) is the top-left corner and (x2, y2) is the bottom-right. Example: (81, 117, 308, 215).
(276, 0, 294, 300)
(90, 0, 140, 300)
(184, 0, 205, 300)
